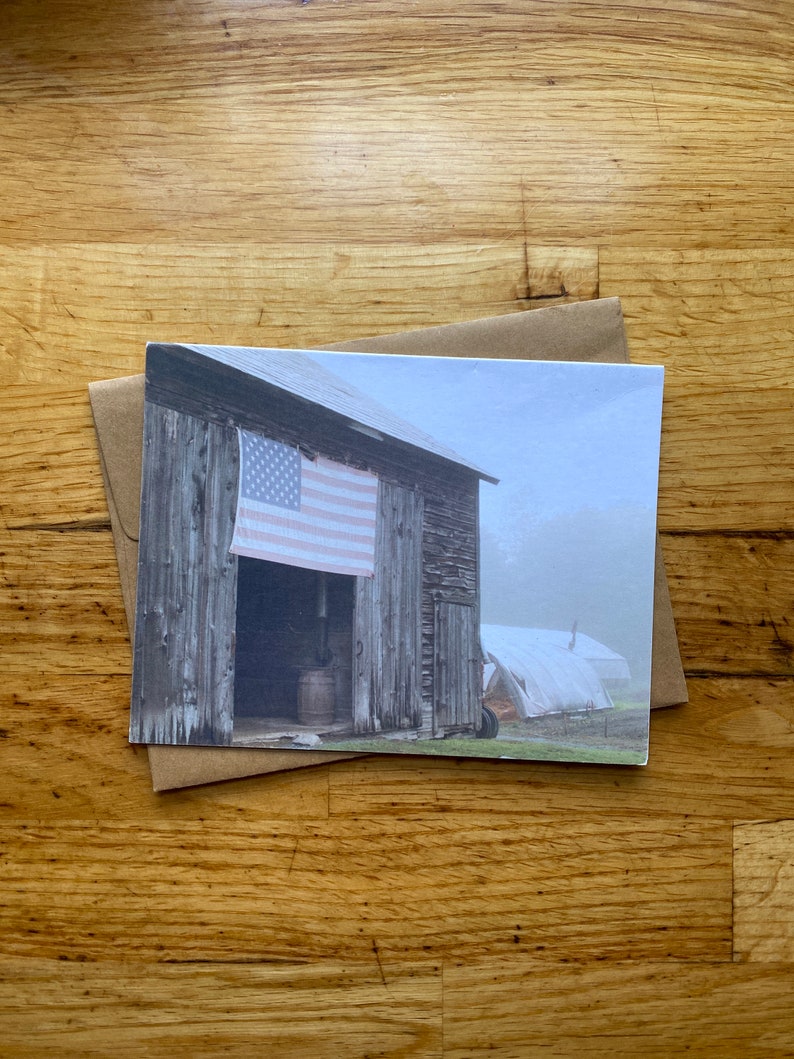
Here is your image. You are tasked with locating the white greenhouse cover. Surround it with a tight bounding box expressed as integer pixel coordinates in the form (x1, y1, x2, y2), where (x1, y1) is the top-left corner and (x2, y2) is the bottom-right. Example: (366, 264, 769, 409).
(501, 627, 631, 682)
(481, 624, 618, 719)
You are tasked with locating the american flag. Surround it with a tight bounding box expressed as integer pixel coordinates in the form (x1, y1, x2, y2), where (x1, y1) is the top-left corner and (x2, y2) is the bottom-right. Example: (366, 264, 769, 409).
(230, 428, 379, 577)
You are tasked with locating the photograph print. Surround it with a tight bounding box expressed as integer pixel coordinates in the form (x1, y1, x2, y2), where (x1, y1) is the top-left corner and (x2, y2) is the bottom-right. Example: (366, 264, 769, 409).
(131, 340, 664, 765)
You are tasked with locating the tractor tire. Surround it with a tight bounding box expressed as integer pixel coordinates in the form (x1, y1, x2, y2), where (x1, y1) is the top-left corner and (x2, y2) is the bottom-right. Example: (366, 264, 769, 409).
(476, 705, 500, 739)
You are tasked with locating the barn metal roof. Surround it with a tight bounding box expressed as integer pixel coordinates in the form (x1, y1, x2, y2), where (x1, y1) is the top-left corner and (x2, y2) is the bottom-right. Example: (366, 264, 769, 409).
(183, 343, 498, 483)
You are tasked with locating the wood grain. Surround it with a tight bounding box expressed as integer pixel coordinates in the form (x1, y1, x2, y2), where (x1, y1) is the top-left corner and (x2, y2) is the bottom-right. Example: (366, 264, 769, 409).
(734, 820, 794, 963)
(444, 959, 794, 1057)
(0, 676, 333, 825)
(0, 815, 731, 964)
(0, 957, 442, 1059)
(601, 248, 794, 533)
(2, 3, 794, 249)
(0, 529, 130, 673)
(0, 243, 596, 387)
(1, 387, 108, 530)
(3, 0, 794, 1051)
(664, 534, 794, 676)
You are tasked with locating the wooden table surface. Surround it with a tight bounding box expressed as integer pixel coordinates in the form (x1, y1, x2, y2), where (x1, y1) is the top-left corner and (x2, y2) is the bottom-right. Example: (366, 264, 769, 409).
(2, 2, 793, 1054)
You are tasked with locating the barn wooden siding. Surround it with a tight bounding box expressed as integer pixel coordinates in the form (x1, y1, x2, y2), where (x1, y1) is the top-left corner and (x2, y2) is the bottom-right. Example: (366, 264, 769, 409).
(130, 401, 239, 745)
(354, 482, 423, 733)
(145, 343, 482, 733)
(421, 486, 479, 728)
(434, 600, 482, 730)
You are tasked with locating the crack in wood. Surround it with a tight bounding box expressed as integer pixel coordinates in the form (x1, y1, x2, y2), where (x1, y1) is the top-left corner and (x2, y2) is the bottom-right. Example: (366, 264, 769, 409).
(684, 670, 794, 680)
(518, 285, 569, 302)
(7, 520, 111, 533)
(662, 529, 794, 540)
(160, 957, 311, 965)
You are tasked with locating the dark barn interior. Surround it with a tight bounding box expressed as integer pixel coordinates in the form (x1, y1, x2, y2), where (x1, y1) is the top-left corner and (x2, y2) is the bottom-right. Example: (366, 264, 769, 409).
(234, 558, 354, 729)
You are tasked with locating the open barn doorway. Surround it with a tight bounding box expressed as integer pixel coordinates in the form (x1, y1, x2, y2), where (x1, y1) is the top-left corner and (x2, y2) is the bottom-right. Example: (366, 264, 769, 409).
(232, 557, 355, 742)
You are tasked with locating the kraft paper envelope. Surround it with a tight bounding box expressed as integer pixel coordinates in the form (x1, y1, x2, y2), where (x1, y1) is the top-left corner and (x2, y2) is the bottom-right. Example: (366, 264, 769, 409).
(89, 298, 688, 791)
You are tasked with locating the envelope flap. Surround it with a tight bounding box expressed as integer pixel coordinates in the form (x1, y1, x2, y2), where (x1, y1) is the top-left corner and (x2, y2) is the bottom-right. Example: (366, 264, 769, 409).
(324, 299, 630, 363)
(88, 374, 145, 542)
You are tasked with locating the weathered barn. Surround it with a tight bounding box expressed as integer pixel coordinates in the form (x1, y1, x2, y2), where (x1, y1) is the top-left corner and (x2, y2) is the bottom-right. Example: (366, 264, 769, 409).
(130, 342, 497, 747)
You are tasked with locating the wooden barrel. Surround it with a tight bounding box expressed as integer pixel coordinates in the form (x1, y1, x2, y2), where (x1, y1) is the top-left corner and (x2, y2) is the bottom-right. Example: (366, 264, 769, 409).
(297, 667, 336, 727)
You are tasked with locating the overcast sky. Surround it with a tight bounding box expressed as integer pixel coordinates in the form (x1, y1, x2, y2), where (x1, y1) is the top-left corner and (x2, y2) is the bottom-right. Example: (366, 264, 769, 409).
(306, 349, 664, 543)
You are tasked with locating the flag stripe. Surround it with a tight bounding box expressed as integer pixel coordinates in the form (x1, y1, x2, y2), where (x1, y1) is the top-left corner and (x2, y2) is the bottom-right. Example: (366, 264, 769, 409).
(239, 500, 376, 532)
(233, 524, 377, 561)
(236, 509, 376, 546)
(301, 485, 379, 513)
(303, 463, 378, 495)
